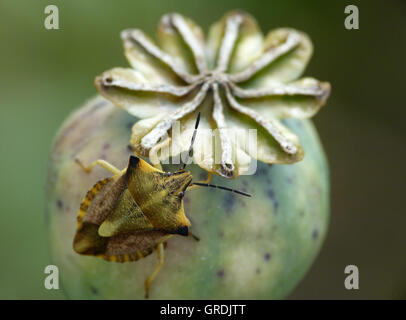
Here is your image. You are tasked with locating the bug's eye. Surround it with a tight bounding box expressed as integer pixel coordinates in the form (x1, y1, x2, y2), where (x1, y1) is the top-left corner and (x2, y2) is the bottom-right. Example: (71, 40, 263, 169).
(178, 191, 184, 198)
(176, 226, 188, 236)
(166, 172, 172, 177)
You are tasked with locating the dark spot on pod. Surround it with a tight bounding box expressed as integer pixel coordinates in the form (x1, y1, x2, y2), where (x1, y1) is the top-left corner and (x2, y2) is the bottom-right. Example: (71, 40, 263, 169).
(217, 270, 225, 278)
(94, 100, 107, 109)
(57, 199, 63, 210)
(266, 189, 279, 213)
(218, 231, 224, 238)
(222, 192, 236, 214)
(255, 166, 267, 176)
(198, 172, 207, 180)
(294, 120, 303, 128)
(127, 122, 133, 129)
(256, 268, 261, 274)
(264, 253, 271, 261)
(90, 286, 99, 295)
(286, 177, 293, 184)
(100, 154, 107, 160)
(102, 142, 110, 150)
(312, 229, 319, 240)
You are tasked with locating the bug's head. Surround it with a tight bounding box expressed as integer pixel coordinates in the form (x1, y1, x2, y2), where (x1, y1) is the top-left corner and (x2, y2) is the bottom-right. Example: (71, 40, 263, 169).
(162, 170, 193, 237)
(163, 170, 193, 200)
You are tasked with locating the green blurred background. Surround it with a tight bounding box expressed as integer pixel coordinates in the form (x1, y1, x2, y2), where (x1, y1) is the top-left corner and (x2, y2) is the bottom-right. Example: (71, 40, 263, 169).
(0, 0, 405, 299)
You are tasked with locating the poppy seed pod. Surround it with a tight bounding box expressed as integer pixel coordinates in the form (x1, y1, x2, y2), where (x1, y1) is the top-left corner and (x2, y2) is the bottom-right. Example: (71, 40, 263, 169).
(46, 96, 329, 299)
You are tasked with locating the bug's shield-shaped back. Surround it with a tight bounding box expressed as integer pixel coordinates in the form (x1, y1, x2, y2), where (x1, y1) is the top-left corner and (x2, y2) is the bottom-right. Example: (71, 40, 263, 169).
(98, 189, 154, 237)
(73, 156, 192, 262)
(73, 160, 169, 262)
(126, 156, 192, 234)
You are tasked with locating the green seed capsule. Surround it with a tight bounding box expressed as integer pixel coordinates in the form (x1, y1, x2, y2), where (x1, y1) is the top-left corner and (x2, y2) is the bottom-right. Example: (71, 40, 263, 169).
(45, 96, 329, 299)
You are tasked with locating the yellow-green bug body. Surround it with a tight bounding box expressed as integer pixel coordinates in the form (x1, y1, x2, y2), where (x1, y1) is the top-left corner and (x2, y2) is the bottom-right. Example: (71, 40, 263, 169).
(73, 155, 197, 297)
(73, 155, 194, 255)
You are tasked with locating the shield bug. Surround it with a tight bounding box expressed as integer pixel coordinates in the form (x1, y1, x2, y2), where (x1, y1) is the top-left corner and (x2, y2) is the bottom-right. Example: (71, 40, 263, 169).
(73, 113, 251, 298)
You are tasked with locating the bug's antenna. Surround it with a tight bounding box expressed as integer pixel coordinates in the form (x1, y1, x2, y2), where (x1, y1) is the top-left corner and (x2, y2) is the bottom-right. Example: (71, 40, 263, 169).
(191, 182, 251, 197)
(180, 112, 201, 171)
(178, 179, 193, 199)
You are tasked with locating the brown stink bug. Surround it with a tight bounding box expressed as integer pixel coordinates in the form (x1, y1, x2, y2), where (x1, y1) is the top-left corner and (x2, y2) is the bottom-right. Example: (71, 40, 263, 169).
(72, 113, 251, 298)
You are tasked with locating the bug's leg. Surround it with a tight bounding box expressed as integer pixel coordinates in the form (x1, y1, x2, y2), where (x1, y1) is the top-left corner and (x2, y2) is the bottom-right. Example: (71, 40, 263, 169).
(75, 158, 122, 175)
(189, 231, 200, 241)
(186, 185, 201, 191)
(187, 172, 213, 191)
(144, 243, 164, 299)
